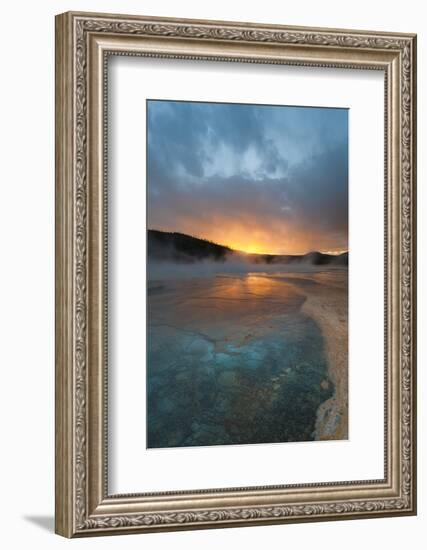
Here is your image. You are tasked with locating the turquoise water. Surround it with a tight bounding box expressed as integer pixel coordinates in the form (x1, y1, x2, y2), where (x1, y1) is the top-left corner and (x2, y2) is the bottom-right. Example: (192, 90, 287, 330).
(147, 274, 333, 448)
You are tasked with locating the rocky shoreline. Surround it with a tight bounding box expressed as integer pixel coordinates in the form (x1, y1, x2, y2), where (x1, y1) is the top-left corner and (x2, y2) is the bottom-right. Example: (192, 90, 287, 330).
(297, 271, 348, 440)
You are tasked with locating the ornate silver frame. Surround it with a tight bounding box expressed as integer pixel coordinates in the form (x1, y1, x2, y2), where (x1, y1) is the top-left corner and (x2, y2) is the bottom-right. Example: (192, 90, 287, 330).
(55, 11, 417, 537)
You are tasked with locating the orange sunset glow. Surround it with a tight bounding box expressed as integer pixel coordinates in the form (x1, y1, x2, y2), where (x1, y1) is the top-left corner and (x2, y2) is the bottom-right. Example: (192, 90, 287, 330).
(147, 100, 348, 256)
(152, 218, 347, 256)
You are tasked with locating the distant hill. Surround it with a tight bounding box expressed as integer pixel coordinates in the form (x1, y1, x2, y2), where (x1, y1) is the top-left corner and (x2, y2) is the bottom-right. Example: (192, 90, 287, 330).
(148, 229, 348, 266)
(250, 250, 348, 266)
(148, 229, 232, 263)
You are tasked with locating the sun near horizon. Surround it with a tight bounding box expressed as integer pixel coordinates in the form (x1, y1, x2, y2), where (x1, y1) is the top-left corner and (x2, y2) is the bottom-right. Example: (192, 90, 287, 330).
(149, 226, 348, 256)
(147, 100, 348, 258)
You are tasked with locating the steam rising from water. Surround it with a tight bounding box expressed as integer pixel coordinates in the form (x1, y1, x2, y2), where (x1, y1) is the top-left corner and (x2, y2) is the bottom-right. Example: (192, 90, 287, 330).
(148, 258, 346, 281)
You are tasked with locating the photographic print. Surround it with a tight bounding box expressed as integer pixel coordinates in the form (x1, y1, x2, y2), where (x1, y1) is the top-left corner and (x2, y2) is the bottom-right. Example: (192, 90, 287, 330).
(147, 100, 348, 449)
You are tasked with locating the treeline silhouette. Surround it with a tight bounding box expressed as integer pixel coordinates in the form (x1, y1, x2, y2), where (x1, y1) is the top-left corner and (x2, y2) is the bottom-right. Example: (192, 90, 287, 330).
(148, 229, 231, 262)
(148, 229, 348, 266)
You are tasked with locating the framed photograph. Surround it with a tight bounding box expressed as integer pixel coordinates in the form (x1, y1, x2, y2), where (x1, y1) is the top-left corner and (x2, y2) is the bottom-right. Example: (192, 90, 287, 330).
(55, 11, 417, 537)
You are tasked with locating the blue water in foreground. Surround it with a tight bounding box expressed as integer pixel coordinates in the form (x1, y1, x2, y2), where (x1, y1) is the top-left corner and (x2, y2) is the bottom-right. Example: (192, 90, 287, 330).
(147, 274, 333, 448)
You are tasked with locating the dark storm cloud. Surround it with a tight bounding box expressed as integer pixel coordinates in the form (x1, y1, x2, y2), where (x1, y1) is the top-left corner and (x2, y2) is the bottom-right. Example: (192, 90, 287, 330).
(147, 100, 348, 254)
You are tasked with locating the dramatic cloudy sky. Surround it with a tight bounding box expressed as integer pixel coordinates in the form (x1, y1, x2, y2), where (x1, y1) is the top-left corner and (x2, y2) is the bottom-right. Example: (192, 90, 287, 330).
(147, 100, 348, 255)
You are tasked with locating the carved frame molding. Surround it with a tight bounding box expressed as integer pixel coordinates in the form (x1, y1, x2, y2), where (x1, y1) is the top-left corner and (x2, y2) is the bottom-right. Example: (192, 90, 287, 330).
(55, 11, 416, 537)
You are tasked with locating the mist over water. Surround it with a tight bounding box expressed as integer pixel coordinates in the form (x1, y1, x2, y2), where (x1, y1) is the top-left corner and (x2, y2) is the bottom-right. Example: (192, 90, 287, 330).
(147, 258, 346, 281)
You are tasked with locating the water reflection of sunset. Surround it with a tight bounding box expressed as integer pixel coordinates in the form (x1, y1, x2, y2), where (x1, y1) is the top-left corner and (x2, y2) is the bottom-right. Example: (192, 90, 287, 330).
(147, 271, 344, 447)
(183, 274, 304, 316)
